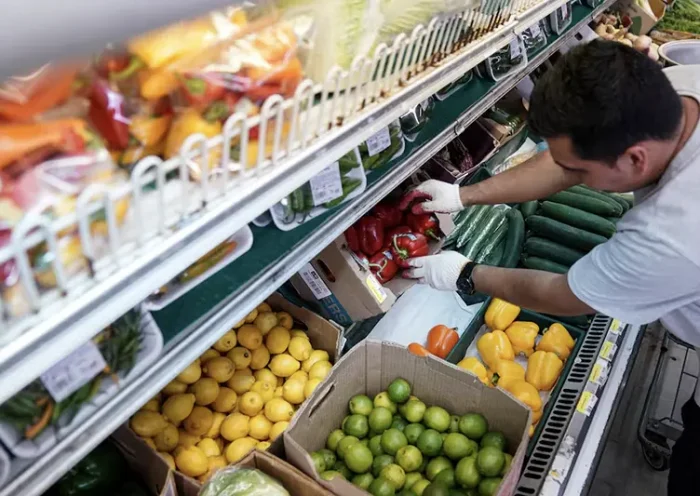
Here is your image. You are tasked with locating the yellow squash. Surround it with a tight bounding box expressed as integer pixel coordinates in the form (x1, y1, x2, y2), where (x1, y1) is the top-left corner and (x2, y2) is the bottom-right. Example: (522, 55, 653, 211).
(505, 321, 539, 357)
(526, 351, 564, 391)
(484, 298, 520, 330)
(457, 357, 489, 386)
(537, 323, 575, 360)
(477, 330, 514, 370)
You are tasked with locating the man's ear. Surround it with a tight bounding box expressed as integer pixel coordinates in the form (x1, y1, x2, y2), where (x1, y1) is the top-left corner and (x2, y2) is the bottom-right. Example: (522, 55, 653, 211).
(620, 145, 649, 174)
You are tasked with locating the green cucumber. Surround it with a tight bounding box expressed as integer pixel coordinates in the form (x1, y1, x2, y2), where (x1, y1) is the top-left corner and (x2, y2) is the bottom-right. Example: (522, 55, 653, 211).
(526, 215, 607, 251)
(445, 206, 475, 245)
(482, 236, 506, 266)
(616, 192, 634, 208)
(606, 194, 630, 214)
(522, 255, 569, 274)
(502, 208, 525, 268)
(519, 200, 539, 218)
(540, 201, 617, 238)
(463, 208, 507, 259)
(475, 222, 509, 263)
(456, 205, 489, 248)
(548, 191, 622, 217)
(568, 185, 624, 213)
(523, 236, 585, 267)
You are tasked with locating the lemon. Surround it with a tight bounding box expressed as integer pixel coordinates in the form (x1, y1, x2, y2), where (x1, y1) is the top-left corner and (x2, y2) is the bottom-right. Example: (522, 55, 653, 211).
(200, 349, 220, 363)
(269, 354, 300, 378)
(191, 378, 220, 406)
(159, 452, 176, 470)
(264, 398, 295, 423)
(154, 423, 179, 452)
(288, 371, 308, 384)
(238, 391, 264, 416)
(256, 441, 271, 451)
(308, 360, 332, 381)
(270, 421, 289, 441)
(302, 350, 330, 372)
(237, 325, 263, 350)
(162, 393, 196, 424)
(227, 347, 252, 370)
(177, 362, 202, 384)
(282, 380, 306, 405)
(220, 412, 250, 441)
(227, 374, 255, 395)
(143, 438, 157, 450)
(141, 399, 160, 413)
(212, 387, 238, 413)
(277, 312, 294, 330)
(184, 406, 214, 436)
(202, 357, 235, 383)
(235, 367, 253, 376)
(204, 412, 226, 438)
(254, 369, 278, 387)
(244, 309, 258, 324)
(266, 327, 291, 354)
(208, 454, 227, 471)
(288, 337, 313, 361)
(254, 312, 278, 335)
(250, 347, 270, 370)
(249, 414, 273, 440)
(225, 437, 258, 463)
(277, 376, 284, 387)
(274, 386, 284, 397)
(213, 330, 237, 352)
(233, 319, 245, 329)
(175, 446, 208, 477)
(177, 429, 201, 447)
(197, 438, 221, 457)
(290, 329, 309, 340)
(162, 380, 188, 396)
(250, 381, 274, 403)
(257, 302, 272, 313)
(304, 378, 323, 399)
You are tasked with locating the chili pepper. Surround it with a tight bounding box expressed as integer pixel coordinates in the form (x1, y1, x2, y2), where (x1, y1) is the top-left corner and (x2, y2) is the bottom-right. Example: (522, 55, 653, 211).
(109, 57, 144, 82)
(426, 324, 459, 359)
(368, 250, 398, 284)
(457, 356, 490, 386)
(489, 359, 525, 386)
(505, 321, 539, 357)
(338, 153, 360, 175)
(408, 343, 431, 357)
(178, 240, 237, 283)
(25, 401, 53, 439)
(536, 323, 575, 361)
(406, 212, 441, 240)
(484, 298, 520, 330)
(526, 350, 564, 391)
(373, 203, 403, 228)
(390, 232, 430, 269)
(498, 377, 543, 418)
(345, 225, 360, 252)
(181, 74, 227, 108)
(88, 80, 130, 150)
(356, 216, 385, 256)
(477, 330, 514, 370)
(324, 178, 362, 208)
(383, 225, 412, 251)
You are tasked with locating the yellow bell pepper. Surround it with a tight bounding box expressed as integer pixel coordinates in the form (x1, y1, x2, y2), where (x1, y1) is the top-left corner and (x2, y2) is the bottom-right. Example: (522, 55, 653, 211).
(526, 351, 564, 391)
(505, 321, 539, 357)
(498, 377, 543, 414)
(139, 69, 180, 101)
(489, 359, 525, 386)
(485, 298, 520, 330)
(457, 357, 490, 386)
(532, 409, 542, 424)
(165, 109, 222, 160)
(477, 330, 514, 370)
(537, 323, 575, 361)
(130, 114, 172, 147)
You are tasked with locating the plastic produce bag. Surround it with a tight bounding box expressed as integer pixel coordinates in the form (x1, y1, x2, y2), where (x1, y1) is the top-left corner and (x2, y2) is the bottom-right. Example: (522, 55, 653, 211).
(522, 21, 548, 57)
(359, 120, 404, 172)
(549, 3, 573, 35)
(200, 466, 290, 496)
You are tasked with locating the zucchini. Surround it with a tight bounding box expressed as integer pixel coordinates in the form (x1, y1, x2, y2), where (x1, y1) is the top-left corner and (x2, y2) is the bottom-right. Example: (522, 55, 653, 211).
(540, 201, 617, 238)
(463, 208, 507, 259)
(522, 255, 569, 274)
(548, 191, 622, 217)
(526, 215, 607, 251)
(523, 237, 585, 267)
(519, 200, 539, 218)
(475, 222, 508, 263)
(456, 205, 489, 248)
(502, 208, 525, 268)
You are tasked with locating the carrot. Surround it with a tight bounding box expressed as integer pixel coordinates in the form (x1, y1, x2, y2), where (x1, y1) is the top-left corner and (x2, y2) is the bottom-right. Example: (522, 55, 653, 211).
(25, 402, 53, 439)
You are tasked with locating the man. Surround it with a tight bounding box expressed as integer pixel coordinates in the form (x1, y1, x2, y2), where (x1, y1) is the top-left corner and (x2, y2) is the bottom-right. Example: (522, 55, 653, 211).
(404, 40, 700, 493)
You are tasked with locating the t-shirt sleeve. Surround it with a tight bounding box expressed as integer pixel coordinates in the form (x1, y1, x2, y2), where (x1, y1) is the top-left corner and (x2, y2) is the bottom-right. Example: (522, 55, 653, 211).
(568, 229, 700, 325)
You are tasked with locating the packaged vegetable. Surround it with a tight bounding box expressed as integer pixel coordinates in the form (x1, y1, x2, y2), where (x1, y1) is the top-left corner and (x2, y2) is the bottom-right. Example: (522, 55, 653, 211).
(475, 37, 527, 81)
(400, 97, 435, 141)
(435, 71, 473, 101)
(359, 120, 404, 172)
(522, 21, 548, 57)
(548, 3, 573, 35)
(200, 466, 290, 496)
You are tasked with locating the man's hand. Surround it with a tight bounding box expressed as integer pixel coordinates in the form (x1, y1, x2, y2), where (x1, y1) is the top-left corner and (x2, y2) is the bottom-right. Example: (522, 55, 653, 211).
(404, 252, 469, 291)
(400, 180, 463, 214)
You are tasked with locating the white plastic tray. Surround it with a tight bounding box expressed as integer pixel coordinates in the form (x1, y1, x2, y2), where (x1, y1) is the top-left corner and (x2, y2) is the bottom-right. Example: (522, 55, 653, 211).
(0, 306, 163, 458)
(144, 225, 254, 310)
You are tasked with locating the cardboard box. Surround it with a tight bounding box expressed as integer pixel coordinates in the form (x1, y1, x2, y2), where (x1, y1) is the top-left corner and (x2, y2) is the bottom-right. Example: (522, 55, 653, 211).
(284, 340, 531, 496)
(619, 0, 666, 35)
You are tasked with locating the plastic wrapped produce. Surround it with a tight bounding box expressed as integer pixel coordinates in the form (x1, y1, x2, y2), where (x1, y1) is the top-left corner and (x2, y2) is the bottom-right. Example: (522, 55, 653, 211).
(522, 21, 548, 57)
(359, 120, 405, 172)
(399, 97, 434, 142)
(200, 466, 290, 496)
(549, 3, 573, 35)
(475, 37, 527, 81)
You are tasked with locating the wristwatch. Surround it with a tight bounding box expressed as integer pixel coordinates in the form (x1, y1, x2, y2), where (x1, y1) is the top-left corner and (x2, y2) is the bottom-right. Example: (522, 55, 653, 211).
(456, 261, 478, 295)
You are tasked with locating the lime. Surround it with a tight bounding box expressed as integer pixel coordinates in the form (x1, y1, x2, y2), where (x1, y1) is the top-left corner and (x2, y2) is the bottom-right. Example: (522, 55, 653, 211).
(411, 479, 431, 496)
(380, 463, 406, 490)
(417, 429, 443, 457)
(397, 489, 417, 496)
(327, 429, 345, 451)
(423, 481, 451, 496)
(344, 414, 369, 438)
(392, 415, 408, 432)
(396, 445, 423, 472)
(400, 399, 427, 423)
(480, 432, 506, 452)
(441, 433, 449, 443)
(373, 454, 395, 477)
(361, 439, 370, 447)
(370, 434, 385, 456)
(404, 423, 426, 444)
(337, 436, 360, 460)
(433, 468, 456, 488)
(369, 476, 397, 496)
(320, 470, 343, 481)
(311, 451, 327, 473)
(405, 472, 424, 489)
(458, 414, 488, 441)
(449, 415, 460, 433)
(388, 378, 412, 404)
(477, 477, 502, 496)
(381, 428, 408, 456)
(449, 490, 470, 496)
(467, 440, 480, 457)
(353, 472, 375, 490)
(370, 407, 395, 433)
(333, 460, 353, 479)
(417, 456, 429, 473)
(455, 456, 481, 489)
(318, 448, 336, 471)
(425, 456, 452, 481)
(424, 406, 451, 432)
(375, 392, 398, 414)
(443, 433, 474, 460)
(350, 394, 374, 416)
(476, 447, 504, 477)
(500, 453, 512, 476)
(346, 442, 374, 474)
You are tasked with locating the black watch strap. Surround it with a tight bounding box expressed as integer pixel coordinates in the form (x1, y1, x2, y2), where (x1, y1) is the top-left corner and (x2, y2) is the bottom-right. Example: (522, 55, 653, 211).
(457, 261, 477, 295)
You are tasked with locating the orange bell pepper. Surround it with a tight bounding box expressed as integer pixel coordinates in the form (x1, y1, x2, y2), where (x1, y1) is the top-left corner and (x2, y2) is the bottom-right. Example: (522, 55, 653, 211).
(408, 343, 430, 357)
(537, 323, 575, 361)
(427, 324, 459, 359)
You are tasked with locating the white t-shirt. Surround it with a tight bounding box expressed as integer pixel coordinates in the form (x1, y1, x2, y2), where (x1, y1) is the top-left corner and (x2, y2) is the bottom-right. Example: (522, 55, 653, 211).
(568, 65, 700, 346)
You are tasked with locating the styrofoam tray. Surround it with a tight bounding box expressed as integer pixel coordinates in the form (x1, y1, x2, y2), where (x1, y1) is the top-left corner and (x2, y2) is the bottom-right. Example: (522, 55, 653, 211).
(144, 225, 254, 310)
(0, 306, 163, 458)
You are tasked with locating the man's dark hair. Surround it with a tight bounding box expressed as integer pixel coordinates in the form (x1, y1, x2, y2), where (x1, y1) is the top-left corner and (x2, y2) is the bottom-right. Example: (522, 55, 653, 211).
(528, 40, 683, 162)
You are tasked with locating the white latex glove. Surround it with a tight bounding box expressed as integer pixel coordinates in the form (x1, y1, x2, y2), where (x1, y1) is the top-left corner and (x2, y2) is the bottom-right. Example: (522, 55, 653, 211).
(400, 179, 463, 214)
(404, 251, 470, 291)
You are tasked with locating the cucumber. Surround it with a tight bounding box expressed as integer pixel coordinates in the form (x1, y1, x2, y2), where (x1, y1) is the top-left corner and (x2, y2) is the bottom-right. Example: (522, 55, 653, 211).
(456, 205, 489, 248)
(445, 206, 475, 245)
(519, 200, 539, 218)
(475, 222, 508, 263)
(617, 192, 634, 208)
(540, 201, 617, 238)
(482, 236, 506, 266)
(523, 237, 585, 267)
(568, 185, 624, 213)
(548, 191, 622, 217)
(606, 194, 630, 214)
(526, 215, 607, 252)
(522, 255, 569, 274)
(502, 208, 525, 268)
(463, 208, 507, 259)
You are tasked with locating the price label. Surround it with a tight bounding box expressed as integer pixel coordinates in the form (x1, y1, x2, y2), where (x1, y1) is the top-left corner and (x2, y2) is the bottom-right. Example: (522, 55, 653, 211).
(366, 274, 388, 304)
(309, 162, 343, 207)
(366, 127, 392, 157)
(41, 341, 107, 402)
(529, 23, 542, 38)
(510, 38, 521, 58)
(559, 5, 568, 18)
(609, 318, 624, 335)
(298, 263, 332, 300)
(590, 359, 610, 387)
(600, 340, 618, 362)
(576, 391, 598, 416)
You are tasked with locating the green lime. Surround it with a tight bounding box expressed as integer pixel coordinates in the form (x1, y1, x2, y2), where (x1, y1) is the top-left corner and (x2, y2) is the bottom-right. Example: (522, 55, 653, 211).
(411, 479, 431, 496)
(333, 460, 353, 479)
(353, 472, 375, 490)
(458, 414, 488, 441)
(361, 439, 370, 447)
(467, 440, 480, 457)
(320, 470, 343, 481)
(448, 490, 470, 496)
(381, 463, 406, 490)
(423, 406, 451, 432)
(441, 433, 449, 443)
(392, 415, 408, 431)
(433, 468, 456, 488)
(327, 429, 345, 451)
(478, 477, 502, 496)
(417, 456, 429, 473)
(337, 436, 360, 460)
(500, 453, 512, 476)
(388, 378, 412, 404)
(449, 416, 460, 433)
(350, 394, 374, 416)
(479, 432, 506, 452)
(400, 399, 427, 423)
(425, 456, 452, 481)
(476, 447, 504, 477)
(369, 476, 397, 496)
(370, 434, 385, 456)
(404, 423, 426, 444)
(381, 428, 408, 456)
(345, 442, 374, 474)
(344, 414, 369, 438)
(443, 433, 474, 460)
(405, 472, 424, 489)
(375, 392, 398, 414)
(398, 489, 418, 496)
(311, 451, 327, 473)
(455, 456, 481, 489)
(370, 407, 395, 433)
(423, 481, 451, 496)
(417, 429, 443, 457)
(373, 454, 395, 477)
(396, 445, 423, 472)
(318, 448, 336, 471)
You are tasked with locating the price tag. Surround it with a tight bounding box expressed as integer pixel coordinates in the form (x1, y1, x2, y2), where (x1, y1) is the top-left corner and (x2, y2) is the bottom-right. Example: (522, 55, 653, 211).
(366, 127, 392, 157)
(41, 341, 107, 402)
(309, 162, 343, 207)
(365, 274, 388, 304)
(510, 38, 521, 58)
(298, 263, 332, 300)
(420, 99, 431, 110)
(609, 318, 624, 335)
(576, 391, 598, 416)
(529, 23, 542, 38)
(559, 5, 568, 18)
(590, 359, 610, 387)
(600, 340, 618, 362)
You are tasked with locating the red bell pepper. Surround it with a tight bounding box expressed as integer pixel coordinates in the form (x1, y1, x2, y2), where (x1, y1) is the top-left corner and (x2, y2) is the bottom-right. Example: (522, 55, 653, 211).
(344, 225, 360, 252)
(391, 232, 430, 268)
(372, 203, 403, 229)
(383, 225, 412, 251)
(356, 216, 384, 256)
(406, 212, 441, 240)
(368, 251, 398, 284)
(87, 80, 130, 150)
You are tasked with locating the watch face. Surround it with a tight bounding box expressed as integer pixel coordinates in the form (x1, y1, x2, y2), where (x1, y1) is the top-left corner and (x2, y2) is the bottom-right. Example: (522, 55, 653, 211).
(457, 263, 475, 295)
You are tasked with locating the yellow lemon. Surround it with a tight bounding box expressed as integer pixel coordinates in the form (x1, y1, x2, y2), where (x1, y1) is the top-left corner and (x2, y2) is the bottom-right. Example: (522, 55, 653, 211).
(308, 360, 332, 381)
(257, 302, 272, 313)
(256, 441, 271, 451)
(190, 378, 220, 406)
(276, 312, 293, 330)
(254, 369, 278, 387)
(233, 319, 245, 329)
(249, 414, 273, 440)
(265, 327, 291, 354)
(264, 398, 295, 423)
(288, 337, 313, 361)
(143, 438, 157, 450)
(154, 423, 179, 452)
(254, 312, 278, 335)
(220, 412, 250, 441)
(269, 421, 289, 441)
(202, 357, 235, 383)
(288, 371, 308, 384)
(290, 329, 309, 340)
(159, 452, 176, 470)
(162, 380, 188, 396)
(200, 349, 220, 363)
(244, 309, 258, 324)
(177, 361, 202, 384)
(227, 347, 252, 370)
(196, 438, 221, 457)
(304, 378, 323, 399)
(227, 375, 255, 395)
(235, 367, 253, 376)
(250, 347, 270, 371)
(225, 437, 258, 463)
(183, 406, 214, 436)
(269, 354, 300, 378)
(211, 387, 238, 413)
(161, 394, 195, 424)
(212, 330, 237, 352)
(141, 399, 160, 413)
(277, 376, 284, 387)
(203, 455, 227, 480)
(274, 386, 283, 397)
(237, 325, 263, 349)
(250, 380, 274, 403)
(282, 380, 306, 405)
(238, 391, 264, 416)
(302, 350, 330, 373)
(204, 412, 226, 438)
(175, 446, 208, 477)
(177, 429, 201, 448)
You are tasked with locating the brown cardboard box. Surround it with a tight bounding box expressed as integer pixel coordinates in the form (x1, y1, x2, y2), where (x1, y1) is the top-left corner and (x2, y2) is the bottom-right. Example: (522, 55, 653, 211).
(284, 340, 531, 496)
(618, 0, 666, 35)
